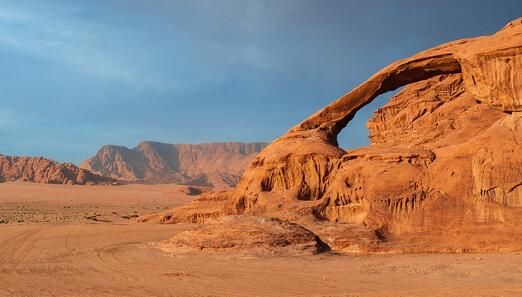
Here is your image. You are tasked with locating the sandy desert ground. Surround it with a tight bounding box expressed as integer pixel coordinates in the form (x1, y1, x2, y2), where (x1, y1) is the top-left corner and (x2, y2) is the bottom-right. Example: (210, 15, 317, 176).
(0, 182, 191, 224)
(1, 182, 522, 297)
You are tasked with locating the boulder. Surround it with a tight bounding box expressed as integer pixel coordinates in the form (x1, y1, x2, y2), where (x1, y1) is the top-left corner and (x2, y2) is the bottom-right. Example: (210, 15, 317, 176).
(158, 216, 326, 257)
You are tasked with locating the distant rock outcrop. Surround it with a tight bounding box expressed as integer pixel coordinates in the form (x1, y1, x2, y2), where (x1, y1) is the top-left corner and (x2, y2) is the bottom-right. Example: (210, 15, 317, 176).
(169, 185, 212, 196)
(0, 155, 115, 185)
(81, 141, 267, 188)
(141, 18, 522, 254)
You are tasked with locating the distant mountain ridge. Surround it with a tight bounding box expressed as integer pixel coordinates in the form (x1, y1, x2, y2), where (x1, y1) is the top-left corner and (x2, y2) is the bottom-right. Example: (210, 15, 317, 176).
(0, 155, 115, 185)
(80, 141, 268, 188)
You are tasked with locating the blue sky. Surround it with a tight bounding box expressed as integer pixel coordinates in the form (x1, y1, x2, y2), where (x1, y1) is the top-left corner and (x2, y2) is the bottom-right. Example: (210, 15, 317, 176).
(0, 0, 520, 164)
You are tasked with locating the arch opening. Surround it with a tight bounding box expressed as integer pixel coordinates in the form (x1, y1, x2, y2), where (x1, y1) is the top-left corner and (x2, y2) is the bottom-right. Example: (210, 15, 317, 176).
(337, 88, 403, 151)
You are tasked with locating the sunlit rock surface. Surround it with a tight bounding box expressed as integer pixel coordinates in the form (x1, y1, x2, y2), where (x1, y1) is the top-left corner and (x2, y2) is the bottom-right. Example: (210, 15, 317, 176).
(0, 155, 115, 185)
(141, 18, 522, 254)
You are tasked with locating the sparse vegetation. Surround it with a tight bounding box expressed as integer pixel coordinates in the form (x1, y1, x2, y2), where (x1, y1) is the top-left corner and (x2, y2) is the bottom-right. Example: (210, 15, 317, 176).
(85, 215, 99, 221)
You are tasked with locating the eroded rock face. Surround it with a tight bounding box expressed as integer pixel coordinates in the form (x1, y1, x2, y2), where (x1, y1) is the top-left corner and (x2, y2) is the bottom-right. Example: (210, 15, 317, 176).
(471, 115, 522, 207)
(81, 141, 267, 188)
(0, 155, 115, 185)
(142, 18, 522, 253)
(367, 74, 466, 145)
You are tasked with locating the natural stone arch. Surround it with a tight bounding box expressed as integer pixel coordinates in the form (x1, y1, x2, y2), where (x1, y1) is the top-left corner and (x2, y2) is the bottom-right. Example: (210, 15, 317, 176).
(229, 16, 522, 208)
(286, 54, 462, 146)
(140, 18, 522, 254)
(225, 18, 522, 213)
(141, 17, 522, 221)
(225, 52, 464, 213)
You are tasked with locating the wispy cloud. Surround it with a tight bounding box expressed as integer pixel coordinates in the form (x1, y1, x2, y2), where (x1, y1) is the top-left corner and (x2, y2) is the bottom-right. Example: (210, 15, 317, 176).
(0, 3, 175, 90)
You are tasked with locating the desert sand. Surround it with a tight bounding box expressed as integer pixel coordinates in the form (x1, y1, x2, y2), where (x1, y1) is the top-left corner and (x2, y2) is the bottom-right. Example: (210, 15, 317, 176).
(0, 182, 190, 224)
(0, 182, 521, 297)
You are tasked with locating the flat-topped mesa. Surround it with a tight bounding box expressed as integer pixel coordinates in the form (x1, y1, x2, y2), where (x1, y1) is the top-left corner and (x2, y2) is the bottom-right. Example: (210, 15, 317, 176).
(142, 18, 522, 253)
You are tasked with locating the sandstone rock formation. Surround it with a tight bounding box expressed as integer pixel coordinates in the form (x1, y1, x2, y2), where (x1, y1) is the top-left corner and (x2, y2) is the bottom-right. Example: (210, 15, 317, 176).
(0, 155, 115, 185)
(158, 215, 326, 257)
(142, 18, 522, 254)
(81, 141, 267, 188)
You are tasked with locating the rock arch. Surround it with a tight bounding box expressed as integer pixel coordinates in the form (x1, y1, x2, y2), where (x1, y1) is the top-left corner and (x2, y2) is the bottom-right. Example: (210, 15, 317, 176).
(226, 52, 465, 213)
(289, 54, 462, 146)
(225, 18, 522, 214)
(142, 18, 522, 253)
(142, 19, 522, 251)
